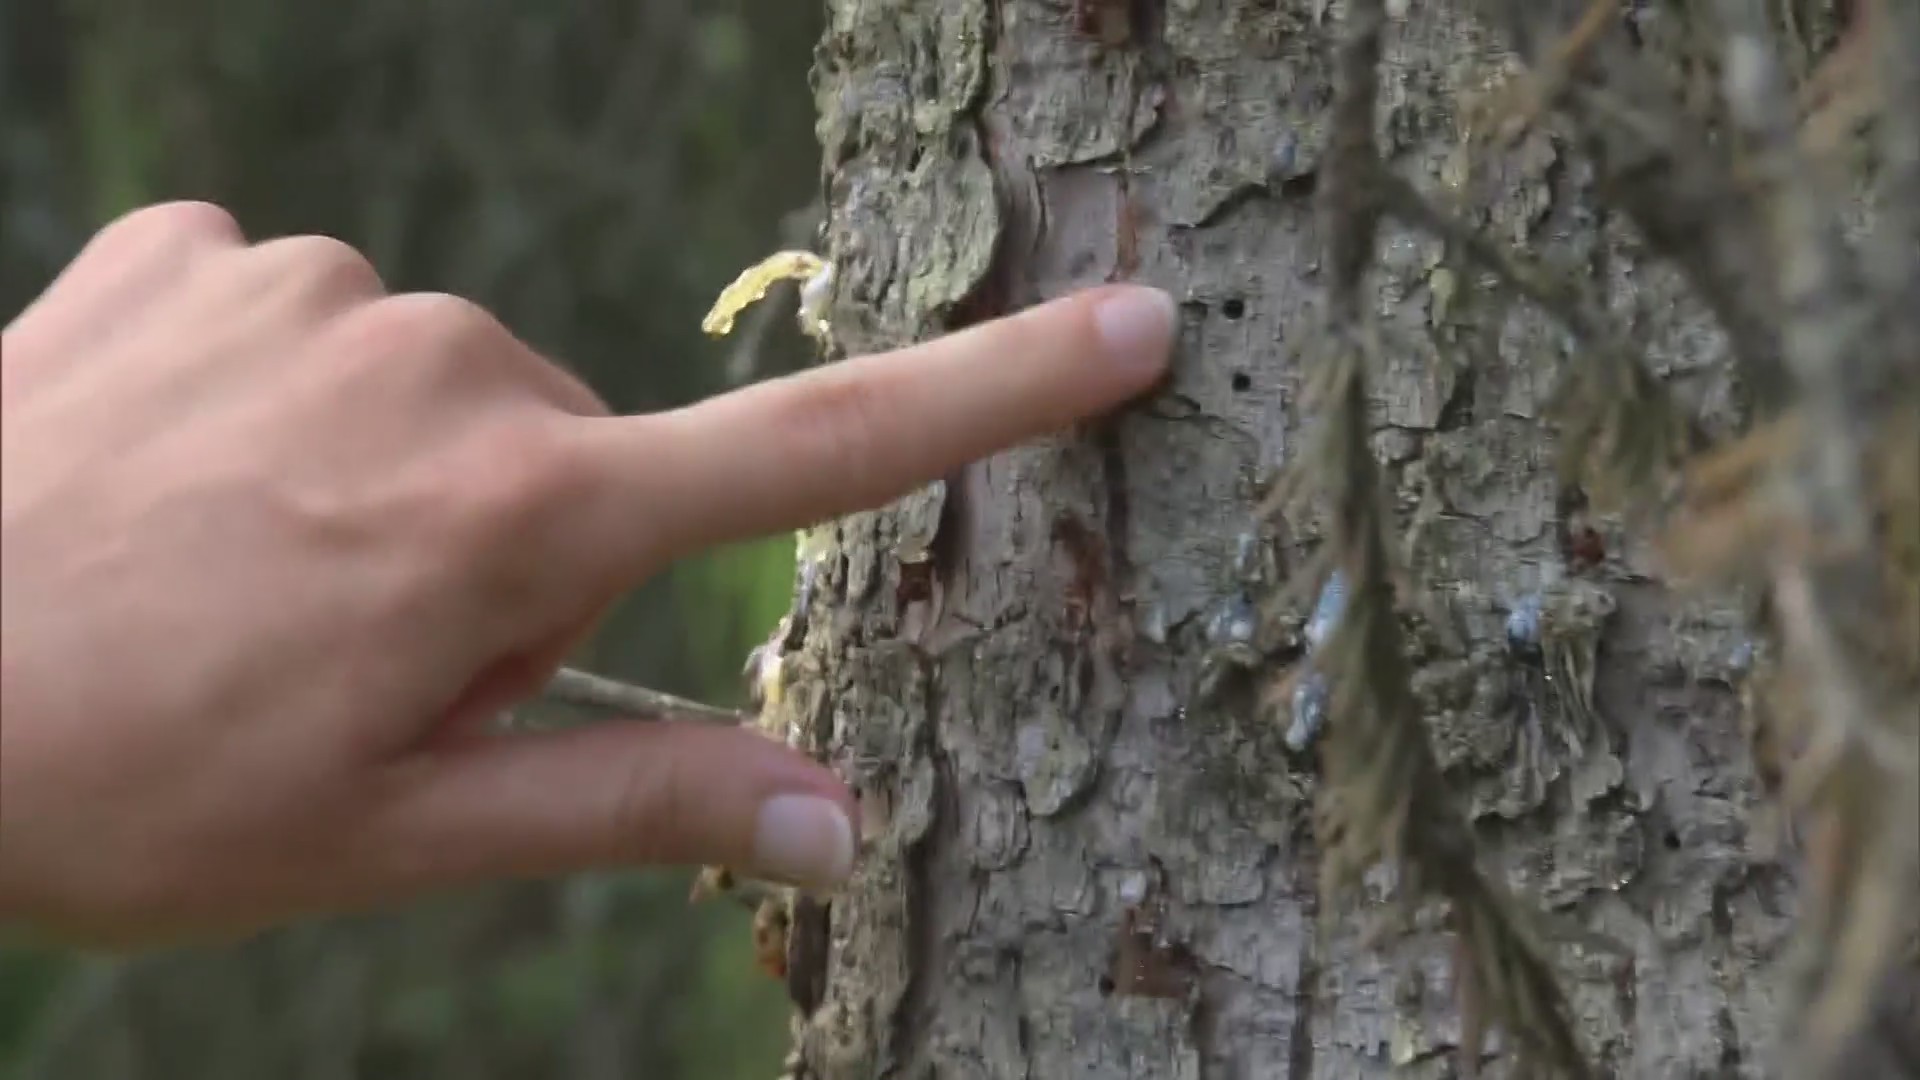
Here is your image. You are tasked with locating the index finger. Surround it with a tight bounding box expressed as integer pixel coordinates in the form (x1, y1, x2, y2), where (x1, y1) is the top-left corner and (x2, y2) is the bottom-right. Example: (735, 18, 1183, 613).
(576, 284, 1175, 570)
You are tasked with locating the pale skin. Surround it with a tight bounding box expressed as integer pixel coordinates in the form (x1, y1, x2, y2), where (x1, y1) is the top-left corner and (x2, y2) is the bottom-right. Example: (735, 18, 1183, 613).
(0, 201, 1176, 945)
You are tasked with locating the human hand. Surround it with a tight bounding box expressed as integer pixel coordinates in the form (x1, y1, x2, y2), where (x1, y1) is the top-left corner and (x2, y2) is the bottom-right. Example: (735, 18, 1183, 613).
(0, 202, 1176, 944)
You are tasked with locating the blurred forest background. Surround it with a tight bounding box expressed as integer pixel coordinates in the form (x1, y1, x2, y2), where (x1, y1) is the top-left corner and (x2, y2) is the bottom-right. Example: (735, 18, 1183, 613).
(1, 2, 828, 1077)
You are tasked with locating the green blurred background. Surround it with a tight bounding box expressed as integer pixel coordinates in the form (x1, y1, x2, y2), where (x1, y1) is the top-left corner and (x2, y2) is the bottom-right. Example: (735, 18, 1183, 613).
(1, 2, 827, 1076)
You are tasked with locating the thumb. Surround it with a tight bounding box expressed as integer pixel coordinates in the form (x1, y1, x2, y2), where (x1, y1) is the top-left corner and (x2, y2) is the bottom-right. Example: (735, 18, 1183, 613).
(367, 722, 857, 894)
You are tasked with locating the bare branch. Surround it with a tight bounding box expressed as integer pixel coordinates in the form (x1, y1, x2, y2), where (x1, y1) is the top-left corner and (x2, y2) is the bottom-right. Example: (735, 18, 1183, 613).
(534, 667, 747, 725)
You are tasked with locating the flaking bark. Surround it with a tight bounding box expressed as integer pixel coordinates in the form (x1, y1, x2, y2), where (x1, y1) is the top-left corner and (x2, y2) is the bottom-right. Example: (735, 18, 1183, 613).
(765, 2, 1914, 1076)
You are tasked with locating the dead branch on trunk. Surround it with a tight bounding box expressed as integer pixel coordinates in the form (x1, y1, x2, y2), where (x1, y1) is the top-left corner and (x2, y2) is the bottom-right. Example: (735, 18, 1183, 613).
(526, 667, 747, 726)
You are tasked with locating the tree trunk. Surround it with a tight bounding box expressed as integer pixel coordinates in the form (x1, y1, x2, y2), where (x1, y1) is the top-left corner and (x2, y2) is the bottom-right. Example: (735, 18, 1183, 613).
(775, 2, 1848, 1077)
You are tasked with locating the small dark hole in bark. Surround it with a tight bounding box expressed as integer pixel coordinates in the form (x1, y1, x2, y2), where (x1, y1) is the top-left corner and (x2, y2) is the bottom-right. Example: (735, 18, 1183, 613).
(1231, 371, 1252, 392)
(1097, 975, 1116, 996)
(1222, 297, 1246, 320)
(1663, 830, 1682, 850)
(1279, 171, 1317, 198)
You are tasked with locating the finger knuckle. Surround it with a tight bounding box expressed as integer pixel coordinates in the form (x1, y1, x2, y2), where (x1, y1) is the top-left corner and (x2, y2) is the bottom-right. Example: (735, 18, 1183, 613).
(353, 291, 503, 361)
(344, 294, 590, 415)
(263, 234, 383, 298)
(123, 199, 241, 237)
(80, 202, 241, 270)
(110, 200, 242, 244)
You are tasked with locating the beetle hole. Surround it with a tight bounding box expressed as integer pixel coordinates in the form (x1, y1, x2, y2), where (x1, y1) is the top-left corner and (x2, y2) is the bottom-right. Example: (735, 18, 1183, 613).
(1663, 830, 1682, 850)
(1222, 297, 1246, 320)
(1230, 371, 1252, 392)
(1097, 975, 1116, 996)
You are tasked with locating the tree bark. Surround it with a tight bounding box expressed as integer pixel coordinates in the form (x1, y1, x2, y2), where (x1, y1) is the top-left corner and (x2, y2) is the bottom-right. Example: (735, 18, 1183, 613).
(782, 2, 1815, 1076)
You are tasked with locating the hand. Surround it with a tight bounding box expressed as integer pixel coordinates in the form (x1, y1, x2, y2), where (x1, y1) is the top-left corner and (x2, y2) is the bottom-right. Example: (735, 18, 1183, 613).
(0, 202, 1176, 944)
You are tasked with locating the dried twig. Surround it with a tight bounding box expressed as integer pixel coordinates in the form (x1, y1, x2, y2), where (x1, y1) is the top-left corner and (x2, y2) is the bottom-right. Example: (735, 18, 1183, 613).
(534, 667, 746, 725)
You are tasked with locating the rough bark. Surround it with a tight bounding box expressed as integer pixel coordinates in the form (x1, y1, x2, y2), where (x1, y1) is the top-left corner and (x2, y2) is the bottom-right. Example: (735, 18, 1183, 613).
(774, 2, 1829, 1077)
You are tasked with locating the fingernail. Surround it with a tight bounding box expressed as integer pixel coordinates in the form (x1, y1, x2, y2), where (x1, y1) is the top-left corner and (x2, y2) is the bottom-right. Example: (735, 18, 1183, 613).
(1093, 286, 1177, 372)
(753, 794, 855, 890)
